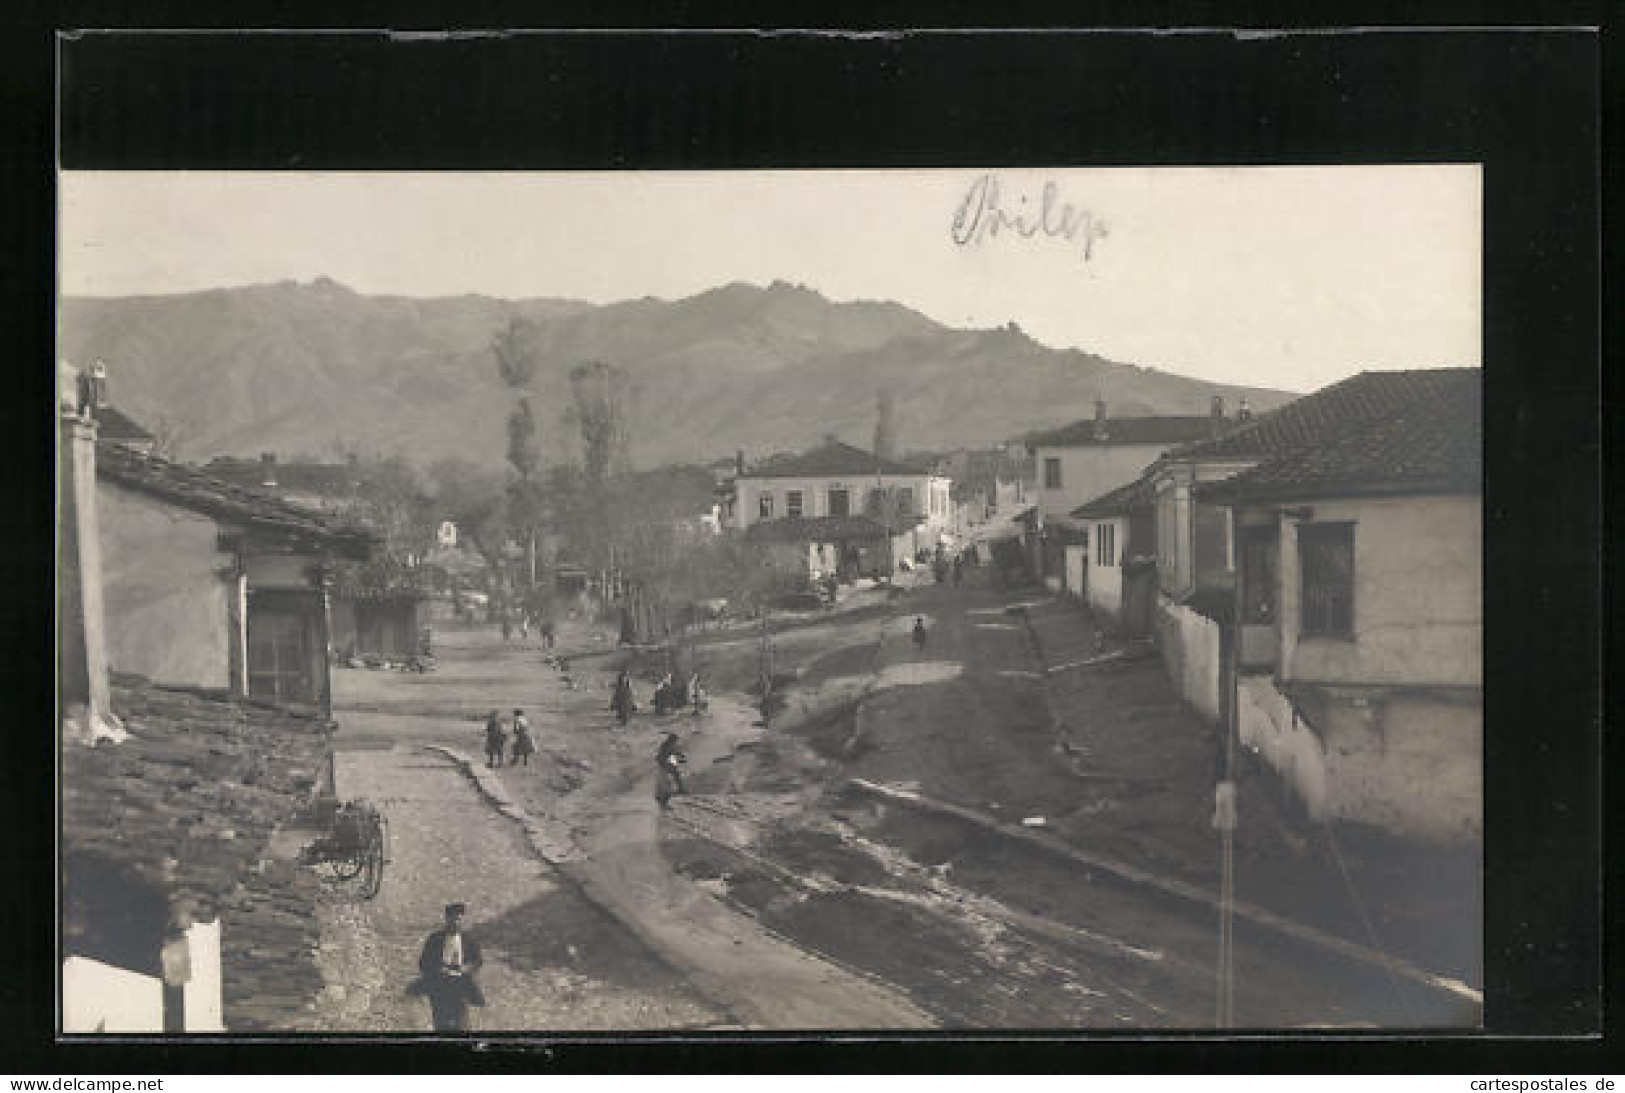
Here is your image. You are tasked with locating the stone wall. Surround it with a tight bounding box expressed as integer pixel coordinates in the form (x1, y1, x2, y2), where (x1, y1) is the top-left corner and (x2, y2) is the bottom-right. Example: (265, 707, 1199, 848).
(1154, 598, 1223, 724)
(1238, 675, 1482, 844)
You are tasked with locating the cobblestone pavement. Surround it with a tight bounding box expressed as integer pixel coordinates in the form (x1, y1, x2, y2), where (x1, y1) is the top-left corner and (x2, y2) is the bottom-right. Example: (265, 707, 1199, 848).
(308, 744, 724, 1032)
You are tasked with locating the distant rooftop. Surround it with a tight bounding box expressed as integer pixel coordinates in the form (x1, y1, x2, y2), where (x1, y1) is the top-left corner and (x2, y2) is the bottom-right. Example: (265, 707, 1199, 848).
(202, 455, 361, 496)
(744, 514, 894, 543)
(1025, 414, 1229, 449)
(739, 439, 931, 479)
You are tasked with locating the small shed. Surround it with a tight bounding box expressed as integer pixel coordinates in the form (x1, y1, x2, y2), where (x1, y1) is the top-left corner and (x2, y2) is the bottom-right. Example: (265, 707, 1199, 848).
(330, 559, 432, 661)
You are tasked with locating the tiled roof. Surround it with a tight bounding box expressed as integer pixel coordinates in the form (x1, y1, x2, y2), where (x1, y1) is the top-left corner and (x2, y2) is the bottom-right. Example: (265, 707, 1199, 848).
(1073, 473, 1158, 518)
(202, 457, 360, 497)
(1196, 367, 1488, 503)
(744, 514, 894, 543)
(1026, 416, 1225, 449)
(1164, 369, 1477, 465)
(94, 406, 155, 443)
(62, 677, 333, 947)
(739, 440, 929, 479)
(1199, 385, 1482, 502)
(98, 444, 377, 559)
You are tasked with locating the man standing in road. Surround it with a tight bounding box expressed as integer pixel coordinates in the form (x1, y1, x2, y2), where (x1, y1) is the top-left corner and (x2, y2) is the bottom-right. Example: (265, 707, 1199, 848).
(655, 732, 688, 808)
(511, 709, 535, 767)
(414, 902, 485, 1031)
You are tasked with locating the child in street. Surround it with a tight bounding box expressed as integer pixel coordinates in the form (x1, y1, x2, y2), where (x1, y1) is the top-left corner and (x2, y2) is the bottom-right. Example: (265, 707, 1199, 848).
(511, 710, 535, 767)
(483, 711, 507, 768)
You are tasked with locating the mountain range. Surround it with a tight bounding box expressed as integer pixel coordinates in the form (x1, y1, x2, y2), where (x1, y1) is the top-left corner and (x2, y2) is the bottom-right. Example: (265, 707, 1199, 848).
(57, 278, 1297, 470)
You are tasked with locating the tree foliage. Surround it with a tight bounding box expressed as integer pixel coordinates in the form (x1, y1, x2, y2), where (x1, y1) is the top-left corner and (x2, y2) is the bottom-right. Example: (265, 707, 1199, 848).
(566, 360, 633, 486)
(873, 388, 899, 463)
(345, 455, 436, 562)
(492, 316, 541, 389)
(426, 458, 511, 578)
(506, 396, 541, 484)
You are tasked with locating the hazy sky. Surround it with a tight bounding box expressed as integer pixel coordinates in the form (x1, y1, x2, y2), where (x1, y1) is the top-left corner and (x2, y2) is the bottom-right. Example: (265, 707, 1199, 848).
(59, 167, 1480, 393)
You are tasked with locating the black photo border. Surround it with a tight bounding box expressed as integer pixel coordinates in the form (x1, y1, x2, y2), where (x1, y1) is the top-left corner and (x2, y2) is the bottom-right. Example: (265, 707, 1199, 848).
(3, 14, 1609, 1075)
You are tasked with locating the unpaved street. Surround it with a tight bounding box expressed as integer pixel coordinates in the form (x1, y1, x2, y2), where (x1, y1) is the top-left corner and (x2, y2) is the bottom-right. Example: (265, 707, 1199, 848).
(309, 743, 723, 1031)
(308, 563, 1479, 1031)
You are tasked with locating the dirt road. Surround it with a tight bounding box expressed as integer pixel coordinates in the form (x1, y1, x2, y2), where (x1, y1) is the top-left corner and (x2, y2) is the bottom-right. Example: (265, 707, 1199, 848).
(312, 572, 1478, 1030)
(308, 743, 723, 1031)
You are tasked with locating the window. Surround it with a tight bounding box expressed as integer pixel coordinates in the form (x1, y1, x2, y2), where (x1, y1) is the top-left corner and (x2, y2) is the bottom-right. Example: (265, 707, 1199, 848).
(1299, 522, 1354, 638)
(865, 488, 885, 517)
(827, 488, 850, 517)
(1044, 458, 1063, 489)
(1096, 522, 1116, 567)
(1240, 526, 1278, 623)
(897, 487, 915, 516)
(786, 490, 803, 518)
(758, 493, 775, 519)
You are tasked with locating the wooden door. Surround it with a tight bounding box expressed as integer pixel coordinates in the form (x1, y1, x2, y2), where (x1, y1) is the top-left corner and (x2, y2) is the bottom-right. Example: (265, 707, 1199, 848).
(247, 593, 320, 705)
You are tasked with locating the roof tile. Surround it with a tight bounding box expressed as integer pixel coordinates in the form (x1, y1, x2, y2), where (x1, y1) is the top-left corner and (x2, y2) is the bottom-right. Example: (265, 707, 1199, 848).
(62, 677, 334, 931)
(1196, 369, 1481, 501)
(739, 440, 930, 479)
(97, 444, 377, 558)
(1027, 415, 1226, 449)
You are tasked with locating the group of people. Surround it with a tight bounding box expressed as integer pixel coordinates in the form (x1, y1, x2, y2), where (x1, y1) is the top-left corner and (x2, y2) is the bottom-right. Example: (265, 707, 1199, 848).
(500, 612, 557, 647)
(482, 708, 535, 767)
(611, 668, 706, 724)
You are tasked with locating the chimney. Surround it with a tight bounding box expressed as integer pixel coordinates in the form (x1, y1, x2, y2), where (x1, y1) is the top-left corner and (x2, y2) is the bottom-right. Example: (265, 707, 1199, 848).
(1091, 399, 1109, 440)
(1210, 395, 1225, 420)
(1238, 397, 1253, 421)
(260, 452, 278, 488)
(58, 391, 113, 735)
(735, 449, 745, 477)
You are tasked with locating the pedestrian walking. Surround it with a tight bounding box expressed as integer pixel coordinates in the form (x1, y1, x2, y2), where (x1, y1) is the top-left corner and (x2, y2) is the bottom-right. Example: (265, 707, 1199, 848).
(412, 902, 485, 1031)
(611, 670, 635, 726)
(483, 711, 507, 768)
(500, 614, 512, 643)
(518, 615, 530, 642)
(655, 732, 688, 808)
(511, 710, 534, 766)
(912, 616, 928, 650)
(654, 672, 677, 715)
(540, 620, 556, 648)
(952, 555, 964, 586)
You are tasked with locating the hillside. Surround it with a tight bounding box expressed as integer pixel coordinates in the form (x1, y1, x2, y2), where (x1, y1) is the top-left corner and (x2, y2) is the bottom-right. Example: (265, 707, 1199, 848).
(57, 278, 1297, 469)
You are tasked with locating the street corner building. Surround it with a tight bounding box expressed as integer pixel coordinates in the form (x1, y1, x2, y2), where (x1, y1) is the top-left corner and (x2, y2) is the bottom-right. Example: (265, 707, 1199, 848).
(1023, 397, 1242, 597)
(1075, 368, 1483, 846)
(732, 438, 956, 581)
(57, 375, 381, 1032)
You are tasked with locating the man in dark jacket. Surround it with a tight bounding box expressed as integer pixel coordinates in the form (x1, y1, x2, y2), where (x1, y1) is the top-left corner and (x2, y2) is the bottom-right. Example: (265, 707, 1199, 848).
(655, 732, 688, 808)
(416, 903, 485, 1031)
